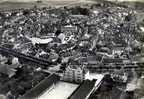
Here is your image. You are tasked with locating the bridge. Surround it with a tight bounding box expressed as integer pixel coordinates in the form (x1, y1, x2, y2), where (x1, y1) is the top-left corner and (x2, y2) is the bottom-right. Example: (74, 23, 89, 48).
(0, 46, 55, 66)
(86, 62, 144, 72)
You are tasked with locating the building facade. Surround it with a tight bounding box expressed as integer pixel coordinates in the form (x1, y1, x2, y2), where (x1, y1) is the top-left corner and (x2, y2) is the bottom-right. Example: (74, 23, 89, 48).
(62, 66, 85, 83)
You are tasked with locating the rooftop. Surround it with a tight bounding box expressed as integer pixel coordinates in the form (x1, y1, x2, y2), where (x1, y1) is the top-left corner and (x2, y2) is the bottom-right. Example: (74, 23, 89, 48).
(38, 81, 79, 99)
(68, 80, 96, 99)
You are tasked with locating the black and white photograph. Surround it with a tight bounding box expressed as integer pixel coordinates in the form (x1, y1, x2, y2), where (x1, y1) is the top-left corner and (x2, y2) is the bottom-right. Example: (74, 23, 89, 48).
(0, 0, 144, 99)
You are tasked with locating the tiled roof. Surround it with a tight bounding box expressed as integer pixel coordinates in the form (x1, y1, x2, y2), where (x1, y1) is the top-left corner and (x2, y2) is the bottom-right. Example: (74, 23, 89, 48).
(103, 58, 123, 63)
(20, 74, 60, 99)
(68, 80, 96, 99)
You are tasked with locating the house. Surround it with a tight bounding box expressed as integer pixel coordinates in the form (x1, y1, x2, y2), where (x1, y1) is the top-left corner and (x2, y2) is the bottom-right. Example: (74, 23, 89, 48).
(62, 66, 85, 83)
(61, 25, 78, 33)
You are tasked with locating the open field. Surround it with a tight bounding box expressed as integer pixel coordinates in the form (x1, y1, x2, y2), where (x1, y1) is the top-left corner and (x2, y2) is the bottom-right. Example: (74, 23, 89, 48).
(0, 0, 143, 10)
(0, 0, 96, 10)
(109, 0, 144, 2)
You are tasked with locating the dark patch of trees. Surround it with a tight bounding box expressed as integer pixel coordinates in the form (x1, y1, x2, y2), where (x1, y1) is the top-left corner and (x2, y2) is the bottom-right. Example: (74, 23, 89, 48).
(70, 6, 90, 15)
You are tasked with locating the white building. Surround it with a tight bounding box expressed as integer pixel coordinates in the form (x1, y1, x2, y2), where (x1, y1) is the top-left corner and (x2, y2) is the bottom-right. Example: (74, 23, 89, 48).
(62, 66, 85, 83)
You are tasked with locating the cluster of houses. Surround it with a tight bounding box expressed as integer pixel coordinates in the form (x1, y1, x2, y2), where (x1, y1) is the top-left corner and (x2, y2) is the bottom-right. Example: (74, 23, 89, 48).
(0, 2, 143, 99)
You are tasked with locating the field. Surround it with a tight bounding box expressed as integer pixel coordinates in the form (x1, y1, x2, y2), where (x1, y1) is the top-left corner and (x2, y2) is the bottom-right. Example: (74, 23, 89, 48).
(0, 0, 143, 10)
(0, 0, 95, 10)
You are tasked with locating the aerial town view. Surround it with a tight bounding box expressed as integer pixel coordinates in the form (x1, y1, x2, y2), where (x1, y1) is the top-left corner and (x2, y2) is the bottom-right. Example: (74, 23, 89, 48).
(0, 0, 144, 99)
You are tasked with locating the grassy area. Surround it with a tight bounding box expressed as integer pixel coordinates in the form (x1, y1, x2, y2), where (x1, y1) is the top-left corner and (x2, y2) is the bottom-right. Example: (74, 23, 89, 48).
(109, 0, 144, 2)
(0, 0, 86, 10)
